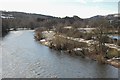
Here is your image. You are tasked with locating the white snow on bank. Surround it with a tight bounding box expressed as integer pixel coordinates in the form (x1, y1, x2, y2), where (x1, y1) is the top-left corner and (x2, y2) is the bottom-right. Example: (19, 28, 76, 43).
(73, 48, 82, 51)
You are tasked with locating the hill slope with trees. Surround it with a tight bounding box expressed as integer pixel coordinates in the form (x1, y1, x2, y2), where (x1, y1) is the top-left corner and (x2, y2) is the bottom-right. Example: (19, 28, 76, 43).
(1, 11, 119, 36)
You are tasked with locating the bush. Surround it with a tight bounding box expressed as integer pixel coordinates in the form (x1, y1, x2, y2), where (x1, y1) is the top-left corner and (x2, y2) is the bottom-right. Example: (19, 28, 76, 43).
(52, 36, 87, 50)
(106, 48, 120, 58)
(96, 54, 106, 64)
(35, 32, 44, 40)
(84, 33, 93, 40)
(118, 40, 120, 46)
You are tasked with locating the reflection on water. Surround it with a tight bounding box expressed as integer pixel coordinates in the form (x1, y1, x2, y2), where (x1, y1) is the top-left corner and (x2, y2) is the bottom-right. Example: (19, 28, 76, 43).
(2, 30, 118, 78)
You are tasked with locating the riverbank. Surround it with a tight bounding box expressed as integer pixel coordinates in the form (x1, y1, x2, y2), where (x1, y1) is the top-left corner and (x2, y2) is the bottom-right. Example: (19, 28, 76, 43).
(34, 30, 120, 68)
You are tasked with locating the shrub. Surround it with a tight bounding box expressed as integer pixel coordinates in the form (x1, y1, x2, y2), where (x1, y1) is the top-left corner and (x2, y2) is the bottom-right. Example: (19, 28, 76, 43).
(35, 32, 44, 40)
(106, 48, 120, 58)
(52, 36, 87, 50)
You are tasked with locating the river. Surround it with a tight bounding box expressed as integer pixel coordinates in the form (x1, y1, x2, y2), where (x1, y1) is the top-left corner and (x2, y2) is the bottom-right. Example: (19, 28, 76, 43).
(1, 30, 118, 78)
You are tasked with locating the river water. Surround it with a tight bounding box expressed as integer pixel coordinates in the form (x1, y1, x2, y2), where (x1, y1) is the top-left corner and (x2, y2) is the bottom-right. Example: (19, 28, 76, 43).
(1, 30, 118, 78)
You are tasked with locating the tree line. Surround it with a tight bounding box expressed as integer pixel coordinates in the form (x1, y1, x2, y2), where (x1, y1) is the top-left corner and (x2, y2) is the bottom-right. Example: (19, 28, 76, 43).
(2, 11, 119, 37)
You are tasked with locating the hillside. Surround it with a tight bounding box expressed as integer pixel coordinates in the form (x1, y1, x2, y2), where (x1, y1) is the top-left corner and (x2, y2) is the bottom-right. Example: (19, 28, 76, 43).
(1, 11, 119, 36)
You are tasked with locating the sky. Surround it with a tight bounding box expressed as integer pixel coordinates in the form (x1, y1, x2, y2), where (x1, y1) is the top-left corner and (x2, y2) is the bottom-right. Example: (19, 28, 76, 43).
(0, 0, 119, 18)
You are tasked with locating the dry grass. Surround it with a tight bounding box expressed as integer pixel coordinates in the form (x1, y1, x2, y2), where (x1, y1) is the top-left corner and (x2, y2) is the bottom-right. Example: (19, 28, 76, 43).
(106, 48, 120, 58)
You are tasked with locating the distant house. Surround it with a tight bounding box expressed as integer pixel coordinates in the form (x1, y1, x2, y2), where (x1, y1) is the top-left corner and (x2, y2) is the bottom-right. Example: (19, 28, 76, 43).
(1, 13, 14, 19)
(112, 36, 120, 40)
(114, 14, 120, 17)
(109, 36, 120, 40)
(109, 36, 120, 45)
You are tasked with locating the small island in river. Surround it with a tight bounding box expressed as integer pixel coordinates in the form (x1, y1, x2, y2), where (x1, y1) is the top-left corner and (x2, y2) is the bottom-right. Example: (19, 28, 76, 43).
(34, 26, 120, 68)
